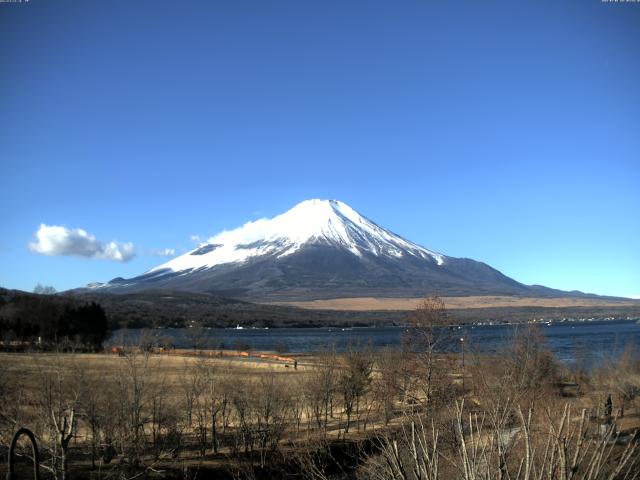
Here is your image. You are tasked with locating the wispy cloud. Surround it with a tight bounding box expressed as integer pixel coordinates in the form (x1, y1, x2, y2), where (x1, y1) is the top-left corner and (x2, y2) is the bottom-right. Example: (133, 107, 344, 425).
(189, 235, 202, 244)
(29, 224, 135, 262)
(150, 248, 175, 257)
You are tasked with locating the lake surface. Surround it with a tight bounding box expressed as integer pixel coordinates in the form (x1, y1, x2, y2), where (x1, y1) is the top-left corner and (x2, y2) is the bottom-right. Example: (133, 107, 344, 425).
(109, 319, 640, 367)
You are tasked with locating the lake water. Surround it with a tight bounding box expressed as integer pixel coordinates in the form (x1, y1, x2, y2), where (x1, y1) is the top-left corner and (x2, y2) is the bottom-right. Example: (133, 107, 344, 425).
(109, 319, 640, 368)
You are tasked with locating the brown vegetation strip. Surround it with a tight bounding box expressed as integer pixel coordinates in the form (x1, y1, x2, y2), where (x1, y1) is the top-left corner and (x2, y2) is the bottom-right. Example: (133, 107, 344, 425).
(268, 295, 640, 311)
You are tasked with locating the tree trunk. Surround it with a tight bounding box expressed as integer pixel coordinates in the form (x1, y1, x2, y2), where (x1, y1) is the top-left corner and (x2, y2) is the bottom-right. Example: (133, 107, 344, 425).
(60, 440, 69, 480)
(90, 421, 96, 470)
(211, 412, 218, 454)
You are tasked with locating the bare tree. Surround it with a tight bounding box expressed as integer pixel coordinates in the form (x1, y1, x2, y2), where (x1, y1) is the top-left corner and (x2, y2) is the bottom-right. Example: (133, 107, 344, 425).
(339, 345, 373, 434)
(190, 359, 211, 455)
(0, 357, 27, 447)
(76, 364, 106, 470)
(184, 322, 208, 351)
(254, 372, 291, 467)
(33, 283, 57, 295)
(290, 376, 305, 435)
(34, 354, 80, 480)
(148, 364, 175, 460)
(138, 328, 155, 353)
(404, 296, 451, 408)
(506, 324, 559, 405)
(187, 357, 225, 455)
(230, 378, 253, 457)
(601, 343, 640, 416)
(305, 348, 337, 433)
(364, 400, 640, 480)
(181, 359, 198, 428)
(364, 412, 440, 480)
(113, 351, 153, 469)
(374, 347, 402, 425)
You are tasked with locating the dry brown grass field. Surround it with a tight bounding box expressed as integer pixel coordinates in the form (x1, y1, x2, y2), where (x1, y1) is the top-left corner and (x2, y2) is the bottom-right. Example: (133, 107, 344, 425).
(1, 331, 639, 480)
(269, 295, 640, 311)
(1, 300, 639, 479)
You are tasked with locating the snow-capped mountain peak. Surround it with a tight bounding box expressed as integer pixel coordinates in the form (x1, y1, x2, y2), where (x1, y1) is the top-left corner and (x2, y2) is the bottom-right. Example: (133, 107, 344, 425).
(149, 199, 444, 275)
(88, 199, 539, 300)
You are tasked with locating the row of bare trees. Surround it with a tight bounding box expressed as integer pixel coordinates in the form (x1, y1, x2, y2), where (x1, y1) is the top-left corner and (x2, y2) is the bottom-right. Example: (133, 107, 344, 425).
(1, 296, 639, 479)
(361, 399, 640, 480)
(356, 298, 640, 480)
(0, 348, 393, 478)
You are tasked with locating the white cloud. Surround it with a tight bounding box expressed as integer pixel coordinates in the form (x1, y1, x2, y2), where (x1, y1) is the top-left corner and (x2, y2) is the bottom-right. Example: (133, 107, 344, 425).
(151, 248, 175, 257)
(29, 224, 135, 262)
(189, 235, 202, 244)
(207, 218, 270, 245)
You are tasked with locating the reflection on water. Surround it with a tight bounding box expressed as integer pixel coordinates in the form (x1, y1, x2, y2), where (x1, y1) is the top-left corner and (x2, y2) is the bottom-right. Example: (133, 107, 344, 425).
(108, 319, 640, 367)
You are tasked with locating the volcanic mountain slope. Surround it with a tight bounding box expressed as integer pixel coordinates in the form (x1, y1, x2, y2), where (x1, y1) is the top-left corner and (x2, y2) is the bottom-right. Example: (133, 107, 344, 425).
(87, 199, 585, 301)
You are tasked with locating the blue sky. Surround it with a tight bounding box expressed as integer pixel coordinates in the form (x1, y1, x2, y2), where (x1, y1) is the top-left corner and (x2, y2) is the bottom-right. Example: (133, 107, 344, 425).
(1, 0, 639, 297)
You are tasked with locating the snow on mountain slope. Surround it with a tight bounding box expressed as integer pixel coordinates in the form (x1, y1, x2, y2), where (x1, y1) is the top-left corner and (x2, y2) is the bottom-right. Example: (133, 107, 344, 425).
(80, 199, 599, 301)
(149, 199, 444, 275)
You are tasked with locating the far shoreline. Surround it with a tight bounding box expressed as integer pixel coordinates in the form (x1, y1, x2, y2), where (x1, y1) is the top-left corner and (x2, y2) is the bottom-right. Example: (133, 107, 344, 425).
(267, 295, 640, 311)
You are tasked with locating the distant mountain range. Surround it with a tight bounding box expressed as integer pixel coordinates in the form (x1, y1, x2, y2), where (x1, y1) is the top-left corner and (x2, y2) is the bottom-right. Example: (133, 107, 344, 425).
(82, 199, 609, 302)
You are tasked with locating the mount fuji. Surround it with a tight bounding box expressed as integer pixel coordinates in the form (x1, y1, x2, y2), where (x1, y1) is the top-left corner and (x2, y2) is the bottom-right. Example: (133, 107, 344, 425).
(89, 199, 568, 300)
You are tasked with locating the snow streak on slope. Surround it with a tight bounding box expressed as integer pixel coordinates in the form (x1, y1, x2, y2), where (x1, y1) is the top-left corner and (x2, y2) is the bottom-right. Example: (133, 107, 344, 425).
(149, 199, 445, 274)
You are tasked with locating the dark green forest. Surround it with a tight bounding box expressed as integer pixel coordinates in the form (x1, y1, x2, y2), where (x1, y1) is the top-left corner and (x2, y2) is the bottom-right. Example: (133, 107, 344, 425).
(0, 289, 108, 350)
